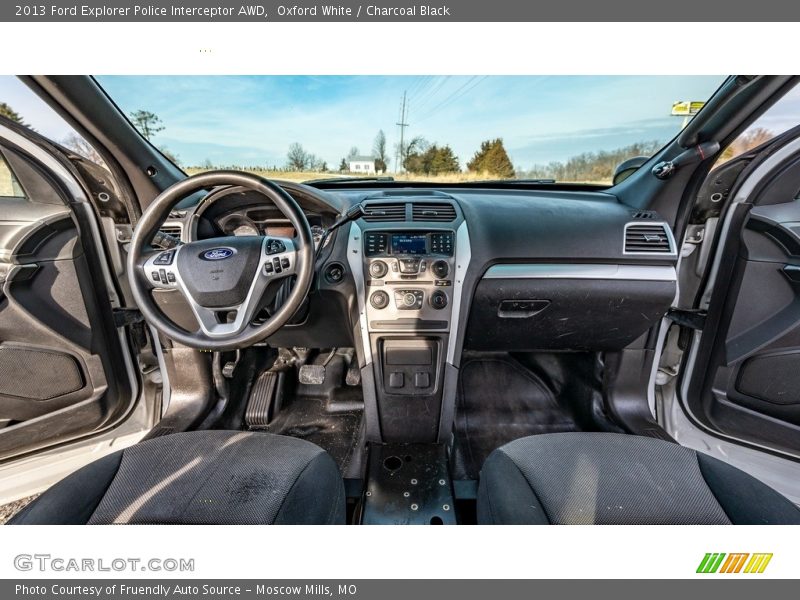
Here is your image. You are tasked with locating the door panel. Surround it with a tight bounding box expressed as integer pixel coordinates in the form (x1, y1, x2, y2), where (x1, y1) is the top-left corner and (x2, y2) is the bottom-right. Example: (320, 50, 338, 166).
(686, 137, 800, 456)
(0, 140, 131, 459)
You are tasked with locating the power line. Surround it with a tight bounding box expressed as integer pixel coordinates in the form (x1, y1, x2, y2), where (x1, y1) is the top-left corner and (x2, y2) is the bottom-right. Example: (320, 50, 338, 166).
(416, 76, 487, 123)
(411, 75, 451, 113)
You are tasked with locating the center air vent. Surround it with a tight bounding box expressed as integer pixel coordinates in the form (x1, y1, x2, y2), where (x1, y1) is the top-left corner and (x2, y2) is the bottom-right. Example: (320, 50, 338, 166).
(362, 203, 406, 222)
(412, 202, 457, 222)
(624, 223, 673, 254)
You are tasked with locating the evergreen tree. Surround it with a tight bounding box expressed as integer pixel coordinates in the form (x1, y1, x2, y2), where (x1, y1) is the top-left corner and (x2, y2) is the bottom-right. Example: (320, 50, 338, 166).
(0, 102, 25, 125)
(467, 138, 515, 178)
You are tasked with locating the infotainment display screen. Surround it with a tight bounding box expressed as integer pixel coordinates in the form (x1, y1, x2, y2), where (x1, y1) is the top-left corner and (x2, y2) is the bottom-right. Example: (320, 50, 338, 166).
(391, 234, 427, 255)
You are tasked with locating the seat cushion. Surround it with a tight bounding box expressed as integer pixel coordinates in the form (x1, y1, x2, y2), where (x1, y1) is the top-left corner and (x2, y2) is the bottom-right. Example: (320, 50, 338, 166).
(477, 432, 800, 525)
(9, 431, 345, 525)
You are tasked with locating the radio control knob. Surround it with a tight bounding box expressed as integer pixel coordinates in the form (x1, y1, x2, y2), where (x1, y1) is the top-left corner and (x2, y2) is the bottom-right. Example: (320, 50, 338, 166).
(370, 290, 390, 310)
(430, 290, 448, 310)
(403, 292, 418, 307)
(369, 260, 388, 278)
(432, 260, 449, 279)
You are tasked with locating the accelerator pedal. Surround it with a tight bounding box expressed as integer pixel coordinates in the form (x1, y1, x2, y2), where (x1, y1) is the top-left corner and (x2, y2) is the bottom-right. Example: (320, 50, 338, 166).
(245, 370, 280, 429)
(345, 358, 361, 386)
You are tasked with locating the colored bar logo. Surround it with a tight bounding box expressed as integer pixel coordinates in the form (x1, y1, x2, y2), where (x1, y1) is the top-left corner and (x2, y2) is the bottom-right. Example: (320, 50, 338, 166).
(697, 553, 773, 574)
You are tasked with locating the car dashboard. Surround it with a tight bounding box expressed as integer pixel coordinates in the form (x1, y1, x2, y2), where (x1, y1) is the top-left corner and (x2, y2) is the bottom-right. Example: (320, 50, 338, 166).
(152, 180, 679, 443)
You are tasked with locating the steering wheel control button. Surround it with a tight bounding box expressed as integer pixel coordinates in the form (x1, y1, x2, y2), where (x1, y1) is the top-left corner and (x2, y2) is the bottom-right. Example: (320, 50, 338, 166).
(369, 260, 388, 278)
(431, 260, 449, 279)
(151, 271, 160, 282)
(167, 272, 176, 283)
(158, 268, 168, 284)
(324, 263, 345, 284)
(154, 250, 175, 265)
(264, 262, 274, 274)
(265, 239, 287, 255)
(280, 257, 290, 269)
(430, 290, 448, 310)
(370, 290, 390, 310)
(272, 257, 282, 273)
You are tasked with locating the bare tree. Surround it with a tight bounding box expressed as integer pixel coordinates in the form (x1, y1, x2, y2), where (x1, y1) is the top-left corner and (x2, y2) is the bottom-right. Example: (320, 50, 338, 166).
(286, 143, 311, 170)
(61, 133, 104, 165)
(373, 130, 388, 173)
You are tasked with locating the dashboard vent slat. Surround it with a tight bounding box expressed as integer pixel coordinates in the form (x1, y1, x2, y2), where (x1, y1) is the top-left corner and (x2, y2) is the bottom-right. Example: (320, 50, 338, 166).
(362, 203, 406, 222)
(411, 202, 457, 222)
(624, 223, 673, 254)
(159, 224, 183, 239)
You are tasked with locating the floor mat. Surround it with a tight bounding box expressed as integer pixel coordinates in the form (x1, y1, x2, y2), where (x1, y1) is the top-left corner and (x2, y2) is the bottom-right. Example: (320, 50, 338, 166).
(263, 353, 364, 475)
(453, 356, 580, 479)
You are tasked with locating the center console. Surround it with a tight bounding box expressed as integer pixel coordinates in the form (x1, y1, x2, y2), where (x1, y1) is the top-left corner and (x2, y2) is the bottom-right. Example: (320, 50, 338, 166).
(363, 230, 455, 332)
(347, 199, 469, 442)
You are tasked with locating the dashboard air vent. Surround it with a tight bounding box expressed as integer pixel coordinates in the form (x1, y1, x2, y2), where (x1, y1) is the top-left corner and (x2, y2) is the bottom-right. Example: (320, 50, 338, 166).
(159, 224, 183, 239)
(624, 223, 673, 254)
(362, 203, 406, 222)
(412, 202, 457, 222)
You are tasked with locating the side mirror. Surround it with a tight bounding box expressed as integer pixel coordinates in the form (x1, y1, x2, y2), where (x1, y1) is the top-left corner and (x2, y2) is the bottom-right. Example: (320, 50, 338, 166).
(613, 156, 649, 185)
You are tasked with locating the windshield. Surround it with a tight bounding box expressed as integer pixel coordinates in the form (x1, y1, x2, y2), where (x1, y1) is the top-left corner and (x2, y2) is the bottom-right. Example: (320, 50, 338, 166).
(94, 75, 724, 185)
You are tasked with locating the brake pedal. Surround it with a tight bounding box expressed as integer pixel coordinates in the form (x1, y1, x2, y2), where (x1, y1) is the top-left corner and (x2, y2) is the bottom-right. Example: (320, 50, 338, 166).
(299, 364, 326, 385)
(245, 371, 279, 429)
(298, 349, 337, 386)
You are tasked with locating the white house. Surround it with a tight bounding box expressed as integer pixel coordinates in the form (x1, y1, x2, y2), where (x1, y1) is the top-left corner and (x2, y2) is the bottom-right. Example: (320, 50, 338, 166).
(348, 156, 376, 174)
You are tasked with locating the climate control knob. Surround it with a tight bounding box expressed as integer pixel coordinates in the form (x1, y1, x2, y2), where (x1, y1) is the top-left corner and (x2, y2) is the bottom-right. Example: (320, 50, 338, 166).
(370, 290, 390, 310)
(430, 290, 448, 310)
(403, 292, 418, 307)
(431, 260, 449, 279)
(369, 260, 388, 279)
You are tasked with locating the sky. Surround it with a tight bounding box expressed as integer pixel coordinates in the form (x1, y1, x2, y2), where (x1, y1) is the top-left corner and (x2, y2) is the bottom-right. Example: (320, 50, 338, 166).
(4, 75, 800, 170)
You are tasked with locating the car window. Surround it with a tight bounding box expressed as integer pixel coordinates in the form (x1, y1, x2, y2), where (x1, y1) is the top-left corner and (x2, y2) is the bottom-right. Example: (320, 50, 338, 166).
(717, 83, 800, 165)
(93, 75, 724, 186)
(0, 77, 105, 167)
(0, 152, 25, 198)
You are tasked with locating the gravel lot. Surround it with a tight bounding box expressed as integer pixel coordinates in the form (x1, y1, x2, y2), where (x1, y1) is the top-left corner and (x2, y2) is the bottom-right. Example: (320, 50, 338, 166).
(0, 495, 39, 524)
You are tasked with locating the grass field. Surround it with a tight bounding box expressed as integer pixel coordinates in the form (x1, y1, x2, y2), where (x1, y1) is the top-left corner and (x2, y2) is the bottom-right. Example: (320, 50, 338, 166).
(183, 167, 564, 184)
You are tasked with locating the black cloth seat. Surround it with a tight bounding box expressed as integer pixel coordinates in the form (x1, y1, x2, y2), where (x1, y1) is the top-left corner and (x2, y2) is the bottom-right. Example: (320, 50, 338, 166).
(9, 431, 345, 525)
(477, 432, 800, 525)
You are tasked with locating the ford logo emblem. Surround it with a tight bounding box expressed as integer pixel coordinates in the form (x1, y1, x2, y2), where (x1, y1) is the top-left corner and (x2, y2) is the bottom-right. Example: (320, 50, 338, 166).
(202, 247, 235, 260)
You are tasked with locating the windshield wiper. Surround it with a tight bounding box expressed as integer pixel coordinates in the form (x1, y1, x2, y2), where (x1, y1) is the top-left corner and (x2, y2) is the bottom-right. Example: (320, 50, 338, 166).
(303, 176, 395, 185)
(470, 178, 557, 184)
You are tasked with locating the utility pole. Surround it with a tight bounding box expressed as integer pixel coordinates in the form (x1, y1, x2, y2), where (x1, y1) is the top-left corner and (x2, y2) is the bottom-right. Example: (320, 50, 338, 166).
(395, 91, 409, 173)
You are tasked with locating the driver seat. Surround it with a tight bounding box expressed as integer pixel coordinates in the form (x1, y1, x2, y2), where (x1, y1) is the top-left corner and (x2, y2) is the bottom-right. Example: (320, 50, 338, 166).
(8, 431, 345, 525)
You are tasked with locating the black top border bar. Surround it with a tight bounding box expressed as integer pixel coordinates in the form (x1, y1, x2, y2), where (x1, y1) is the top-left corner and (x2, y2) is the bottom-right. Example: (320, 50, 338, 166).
(4, 0, 800, 22)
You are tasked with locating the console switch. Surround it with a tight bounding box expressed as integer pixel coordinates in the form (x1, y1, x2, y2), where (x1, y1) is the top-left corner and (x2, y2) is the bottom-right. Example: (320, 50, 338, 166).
(414, 372, 430, 388)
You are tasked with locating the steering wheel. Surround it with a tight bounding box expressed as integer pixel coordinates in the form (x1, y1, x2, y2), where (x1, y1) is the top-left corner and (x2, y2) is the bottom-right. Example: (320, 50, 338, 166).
(127, 171, 315, 351)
